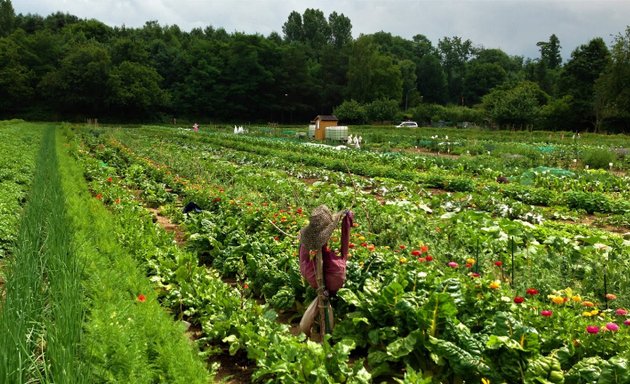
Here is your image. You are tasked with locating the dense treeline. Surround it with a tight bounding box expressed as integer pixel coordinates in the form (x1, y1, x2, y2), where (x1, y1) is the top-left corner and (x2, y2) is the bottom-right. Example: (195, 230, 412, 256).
(0, 0, 629, 132)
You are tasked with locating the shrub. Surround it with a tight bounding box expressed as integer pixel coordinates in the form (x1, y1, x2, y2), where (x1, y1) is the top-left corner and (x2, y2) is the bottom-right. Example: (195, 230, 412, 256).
(366, 99, 399, 122)
(334, 100, 368, 125)
(581, 148, 616, 169)
(566, 191, 611, 214)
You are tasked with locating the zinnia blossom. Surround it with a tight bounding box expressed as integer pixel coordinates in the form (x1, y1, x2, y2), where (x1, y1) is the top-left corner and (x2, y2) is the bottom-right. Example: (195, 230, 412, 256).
(494, 261, 503, 267)
(420, 245, 429, 253)
(514, 296, 524, 304)
(615, 308, 628, 316)
(606, 323, 620, 332)
(425, 255, 433, 262)
(447, 261, 458, 268)
(489, 281, 501, 289)
(540, 310, 553, 317)
(470, 272, 481, 278)
(582, 301, 595, 307)
(466, 258, 476, 265)
(526, 288, 539, 296)
(411, 250, 422, 256)
(586, 325, 599, 334)
(107, 177, 113, 183)
(137, 294, 146, 302)
(624, 319, 630, 326)
(551, 296, 565, 305)
(605, 293, 617, 301)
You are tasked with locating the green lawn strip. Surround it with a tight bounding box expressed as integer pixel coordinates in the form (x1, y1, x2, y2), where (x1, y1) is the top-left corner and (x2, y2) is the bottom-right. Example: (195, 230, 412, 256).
(57, 125, 211, 383)
(0, 124, 86, 383)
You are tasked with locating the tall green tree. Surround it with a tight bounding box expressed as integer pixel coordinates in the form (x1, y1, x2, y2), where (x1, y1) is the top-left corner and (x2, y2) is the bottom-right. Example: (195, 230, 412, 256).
(559, 38, 610, 130)
(537, 34, 562, 70)
(0, 0, 15, 37)
(328, 11, 352, 48)
(39, 42, 111, 116)
(347, 35, 402, 103)
(438, 36, 474, 104)
(108, 61, 169, 117)
(0, 36, 33, 114)
(595, 26, 630, 132)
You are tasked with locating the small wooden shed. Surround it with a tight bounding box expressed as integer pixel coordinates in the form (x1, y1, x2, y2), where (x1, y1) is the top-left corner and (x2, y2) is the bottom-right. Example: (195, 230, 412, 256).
(312, 115, 338, 140)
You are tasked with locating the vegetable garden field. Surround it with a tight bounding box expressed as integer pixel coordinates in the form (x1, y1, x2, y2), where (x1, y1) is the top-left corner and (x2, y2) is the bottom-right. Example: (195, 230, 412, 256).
(1, 120, 630, 383)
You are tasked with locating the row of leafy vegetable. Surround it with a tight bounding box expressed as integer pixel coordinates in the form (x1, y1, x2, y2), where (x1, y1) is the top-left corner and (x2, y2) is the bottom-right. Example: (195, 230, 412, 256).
(0, 121, 42, 259)
(76, 125, 630, 383)
(117, 127, 630, 230)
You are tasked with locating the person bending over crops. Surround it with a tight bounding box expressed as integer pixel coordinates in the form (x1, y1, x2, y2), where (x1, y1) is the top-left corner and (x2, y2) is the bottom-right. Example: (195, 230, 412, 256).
(298, 205, 353, 337)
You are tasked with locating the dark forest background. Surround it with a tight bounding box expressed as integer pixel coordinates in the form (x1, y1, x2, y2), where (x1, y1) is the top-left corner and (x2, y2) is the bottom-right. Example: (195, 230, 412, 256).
(0, 0, 629, 132)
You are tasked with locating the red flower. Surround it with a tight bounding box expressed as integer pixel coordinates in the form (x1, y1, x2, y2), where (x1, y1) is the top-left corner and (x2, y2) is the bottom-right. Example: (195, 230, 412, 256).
(514, 296, 525, 304)
(107, 177, 113, 183)
(399, 245, 406, 250)
(349, 243, 355, 249)
(213, 197, 221, 202)
(420, 245, 429, 253)
(411, 250, 422, 256)
(470, 272, 481, 278)
(296, 208, 303, 214)
(494, 261, 503, 267)
(426, 255, 433, 262)
(540, 310, 553, 317)
(465, 263, 473, 268)
(526, 288, 539, 296)
(361, 242, 368, 247)
(137, 294, 146, 302)
(243, 283, 249, 289)
(95, 193, 103, 200)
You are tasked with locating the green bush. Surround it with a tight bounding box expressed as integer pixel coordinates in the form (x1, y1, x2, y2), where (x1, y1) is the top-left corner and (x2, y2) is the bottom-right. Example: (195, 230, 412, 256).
(581, 148, 616, 169)
(334, 100, 368, 125)
(565, 191, 611, 214)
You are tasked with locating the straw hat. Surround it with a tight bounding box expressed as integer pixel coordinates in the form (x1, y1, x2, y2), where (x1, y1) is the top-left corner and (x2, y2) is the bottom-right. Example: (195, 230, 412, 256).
(300, 205, 343, 251)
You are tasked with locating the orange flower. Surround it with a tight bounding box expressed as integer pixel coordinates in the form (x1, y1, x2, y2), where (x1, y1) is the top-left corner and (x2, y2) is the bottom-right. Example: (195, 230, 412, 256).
(606, 293, 617, 301)
(489, 281, 501, 290)
(582, 301, 595, 307)
(367, 244, 375, 252)
(137, 294, 146, 302)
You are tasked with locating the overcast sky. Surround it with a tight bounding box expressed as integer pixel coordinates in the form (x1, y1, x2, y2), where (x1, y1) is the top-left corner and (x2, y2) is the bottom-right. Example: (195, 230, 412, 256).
(11, 0, 630, 60)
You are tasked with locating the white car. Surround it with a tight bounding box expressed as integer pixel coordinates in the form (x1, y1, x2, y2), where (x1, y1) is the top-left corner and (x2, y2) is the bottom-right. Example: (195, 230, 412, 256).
(396, 121, 418, 128)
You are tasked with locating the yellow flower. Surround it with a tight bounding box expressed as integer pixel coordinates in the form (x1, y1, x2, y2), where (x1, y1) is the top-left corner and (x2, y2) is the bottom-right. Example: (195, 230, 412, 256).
(482, 378, 491, 384)
(581, 311, 593, 317)
(466, 258, 476, 265)
(551, 296, 565, 305)
(572, 295, 582, 302)
(399, 257, 408, 264)
(489, 281, 501, 290)
(590, 309, 599, 316)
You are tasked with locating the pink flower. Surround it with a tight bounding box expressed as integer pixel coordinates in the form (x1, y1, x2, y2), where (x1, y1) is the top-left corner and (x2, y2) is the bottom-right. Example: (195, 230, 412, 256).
(606, 322, 620, 332)
(540, 310, 553, 317)
(624, 319, 630, 326)
(447, 261, 458, 268)
(615, 308, 628, 316)
(586, 325, 599, 334)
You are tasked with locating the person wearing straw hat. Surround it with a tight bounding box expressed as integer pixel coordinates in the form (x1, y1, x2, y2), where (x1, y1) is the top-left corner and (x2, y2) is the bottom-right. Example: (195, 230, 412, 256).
(298, 205, 354, 338)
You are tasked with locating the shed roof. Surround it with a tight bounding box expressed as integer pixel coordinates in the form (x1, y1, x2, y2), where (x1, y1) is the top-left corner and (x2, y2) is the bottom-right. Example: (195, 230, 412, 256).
(313, 115, 338, 122)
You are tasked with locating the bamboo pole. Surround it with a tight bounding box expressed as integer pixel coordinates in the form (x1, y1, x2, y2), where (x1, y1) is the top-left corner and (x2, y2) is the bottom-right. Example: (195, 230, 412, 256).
(315, 249, 327, 339)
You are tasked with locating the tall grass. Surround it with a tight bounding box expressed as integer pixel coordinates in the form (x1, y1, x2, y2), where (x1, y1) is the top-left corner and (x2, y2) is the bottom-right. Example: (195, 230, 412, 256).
(0, 125, 86, 383)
